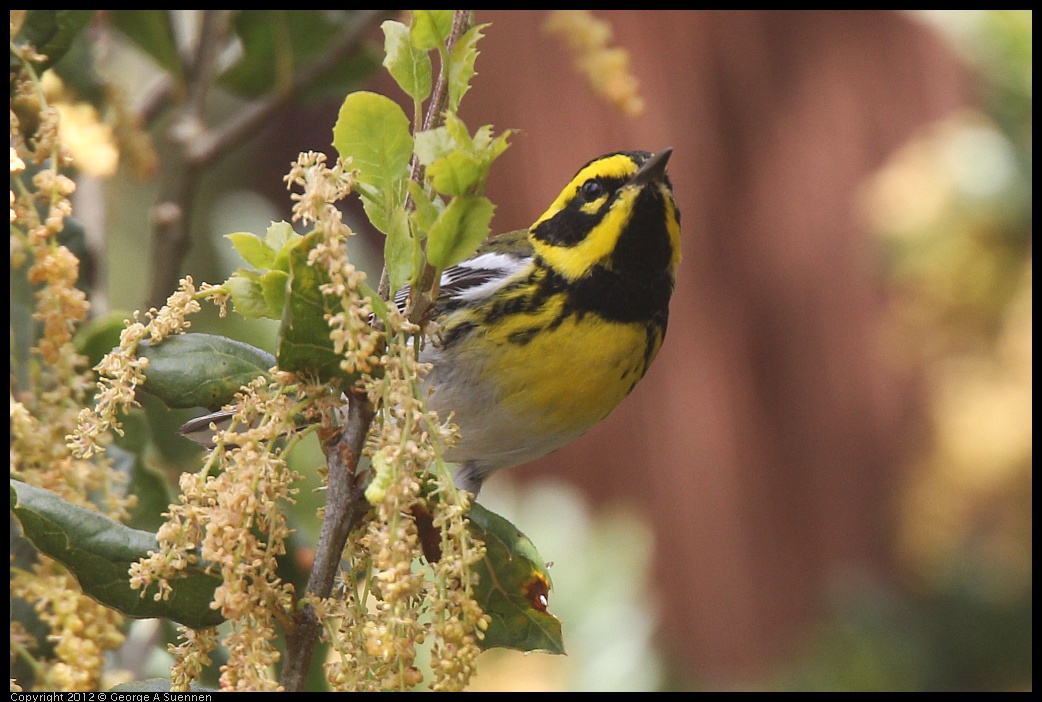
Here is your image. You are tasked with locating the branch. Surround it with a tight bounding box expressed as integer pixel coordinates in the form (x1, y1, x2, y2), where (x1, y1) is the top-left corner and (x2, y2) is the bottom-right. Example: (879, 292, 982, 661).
(186, 10, 395, 166)
(281, 387, 374, 692)
(146, 10, 394, 309)
(146, 10, 230, 309)
(280, 12, 474, 689)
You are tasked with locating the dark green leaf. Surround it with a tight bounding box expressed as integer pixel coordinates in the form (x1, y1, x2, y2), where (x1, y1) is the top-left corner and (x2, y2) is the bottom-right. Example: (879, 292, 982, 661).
(137, 333, 275, 410)
(10, 480, 224, 629)
(277, 231, 379, 382)
(220, 10, 380, 101)
(468, 503, 565, 654)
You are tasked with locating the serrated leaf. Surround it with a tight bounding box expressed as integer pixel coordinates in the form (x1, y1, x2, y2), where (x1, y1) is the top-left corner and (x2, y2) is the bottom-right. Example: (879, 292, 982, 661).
(137, 333, 275, 410)
(264, 220, 300, 259)
(442, 112, 474, 150)
(468, 503, 564, 654)
(447, 23, 488, 113)
(426, 151, 483, 197)
(227, 232, 276, 269)
(10, 480, 224, 630)
(474, 125, 514, 163)
(382, 19, 431, 102)
(410, 10, 454, 51)
(426, 196, 494, 271)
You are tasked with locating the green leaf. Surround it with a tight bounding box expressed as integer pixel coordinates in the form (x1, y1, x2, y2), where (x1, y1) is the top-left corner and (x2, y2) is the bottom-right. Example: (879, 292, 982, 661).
(277, 231, 379, 382)
(219, 10, 380, 100)
(332, 91, 412, 192)
(225, 272, 275, 320)
(227, 232, 276, 269)
(109, 10, 181, 79)
(360, 280, 390, 328)
(447, 23, 488, 113)
(414, 125, 456, 166)
(13, 10, 95, 74)
(473, 124, 514, 163)
(227, 222, 300, 272)
(426, 150, 484, 197)
(264, 220, 300, 260)
(332, 91, 413, 236)
(468, 503, 564, 653)
(410, 10, 454, 51)
(426, 196, 495, 270)
(10, 480, 224, 630)
(382, 19, 431, 103)
(358, 189, 398, 239)
(137, 333, 275, 410)
(260, 269, 290, 316)
(383, 209, 419, 294)
(408, 180, 444, 234)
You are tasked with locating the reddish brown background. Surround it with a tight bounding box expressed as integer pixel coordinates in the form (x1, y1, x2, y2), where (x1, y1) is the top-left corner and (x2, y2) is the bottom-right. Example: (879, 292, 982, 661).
(255, 10, 971, 686)
(445, 10, 967, 684)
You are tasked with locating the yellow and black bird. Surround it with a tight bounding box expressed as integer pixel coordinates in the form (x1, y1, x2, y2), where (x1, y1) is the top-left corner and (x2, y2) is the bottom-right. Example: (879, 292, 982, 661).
(184, 148, 681, 494)
(412, 148, 680, 492)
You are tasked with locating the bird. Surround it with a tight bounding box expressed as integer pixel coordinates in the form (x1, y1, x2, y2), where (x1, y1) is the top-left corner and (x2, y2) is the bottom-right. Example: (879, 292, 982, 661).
(182, 148, 681, 495)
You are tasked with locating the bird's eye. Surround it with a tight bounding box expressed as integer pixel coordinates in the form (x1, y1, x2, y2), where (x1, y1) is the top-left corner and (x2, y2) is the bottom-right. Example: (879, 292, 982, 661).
(579, 180, 604, 202)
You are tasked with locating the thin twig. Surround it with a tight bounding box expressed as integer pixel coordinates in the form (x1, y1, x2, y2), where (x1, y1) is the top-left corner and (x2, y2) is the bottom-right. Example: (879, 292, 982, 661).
(186, 10, 395, 166)
(147, 10, 230, 309)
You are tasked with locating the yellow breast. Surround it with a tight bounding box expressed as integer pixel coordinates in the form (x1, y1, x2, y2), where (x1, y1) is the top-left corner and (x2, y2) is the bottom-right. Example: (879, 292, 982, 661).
(476, 301, 662, 436)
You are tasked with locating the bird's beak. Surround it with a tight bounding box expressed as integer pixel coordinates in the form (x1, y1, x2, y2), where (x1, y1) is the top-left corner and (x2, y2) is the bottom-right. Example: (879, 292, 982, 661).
(631, 147, 673, 186)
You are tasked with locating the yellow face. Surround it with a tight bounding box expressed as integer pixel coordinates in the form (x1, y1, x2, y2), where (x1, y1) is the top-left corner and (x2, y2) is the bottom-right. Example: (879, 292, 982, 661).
(529, 150, 682, 283)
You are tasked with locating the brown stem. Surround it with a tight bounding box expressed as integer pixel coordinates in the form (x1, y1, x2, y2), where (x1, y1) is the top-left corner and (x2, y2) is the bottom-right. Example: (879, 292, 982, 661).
(406, 10, 473, 325)
(281, 387, 374, 691)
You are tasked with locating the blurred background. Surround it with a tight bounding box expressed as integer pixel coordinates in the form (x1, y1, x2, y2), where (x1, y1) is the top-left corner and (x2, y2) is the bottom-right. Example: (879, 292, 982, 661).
(37, 10, 1032, 691)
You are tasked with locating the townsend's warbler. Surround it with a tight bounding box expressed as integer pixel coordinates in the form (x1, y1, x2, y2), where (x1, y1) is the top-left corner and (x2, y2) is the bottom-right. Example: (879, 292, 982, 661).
(183, 148, 681, 495)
